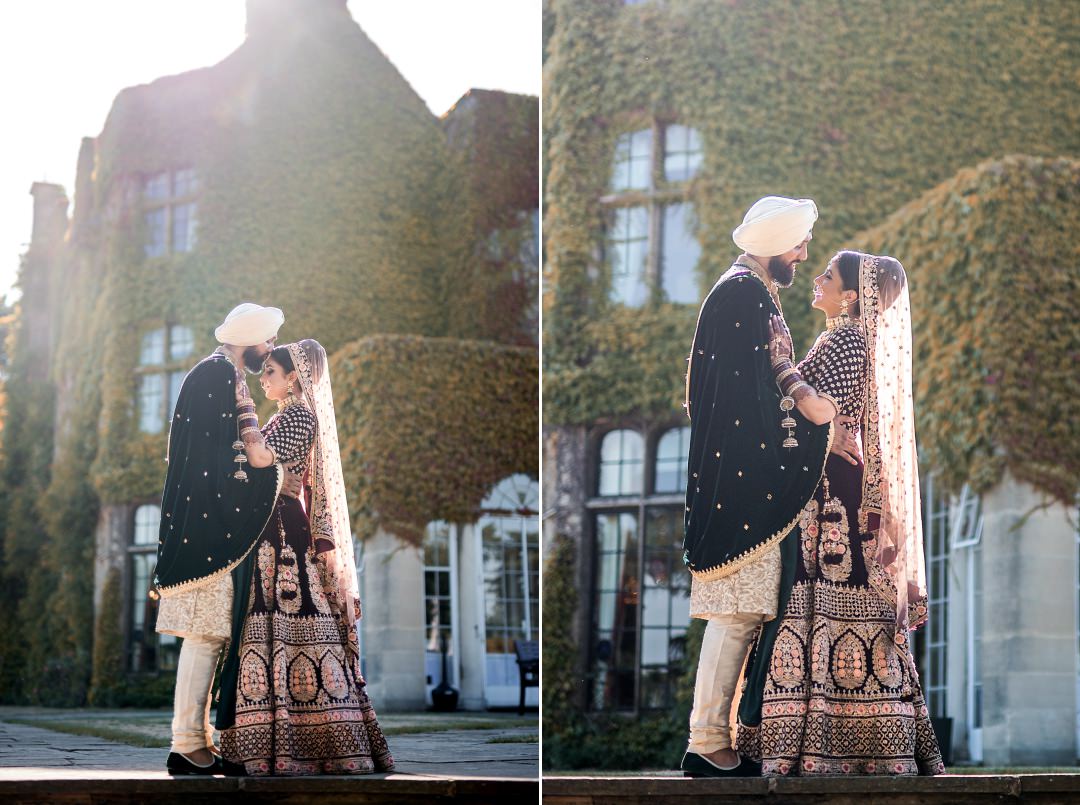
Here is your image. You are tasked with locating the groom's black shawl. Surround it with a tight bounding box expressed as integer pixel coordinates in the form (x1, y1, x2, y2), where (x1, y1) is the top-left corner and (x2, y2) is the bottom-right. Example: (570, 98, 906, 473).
(155, 353, 279, 594)
(683, 268, 831, 580)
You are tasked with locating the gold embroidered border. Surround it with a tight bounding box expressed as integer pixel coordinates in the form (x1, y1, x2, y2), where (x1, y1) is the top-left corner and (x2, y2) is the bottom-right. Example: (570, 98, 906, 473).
(690, 421, 836, 582)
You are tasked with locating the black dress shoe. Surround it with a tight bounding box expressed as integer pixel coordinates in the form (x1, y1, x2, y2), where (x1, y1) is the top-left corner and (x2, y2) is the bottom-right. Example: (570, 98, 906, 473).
(166, 751, 220, 775)
(680, 750, 761, 778)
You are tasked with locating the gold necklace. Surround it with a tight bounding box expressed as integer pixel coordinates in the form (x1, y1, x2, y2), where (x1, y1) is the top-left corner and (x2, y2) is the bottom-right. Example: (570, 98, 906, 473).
(276, 392, 305, 412)
(825, 315, 861, 331)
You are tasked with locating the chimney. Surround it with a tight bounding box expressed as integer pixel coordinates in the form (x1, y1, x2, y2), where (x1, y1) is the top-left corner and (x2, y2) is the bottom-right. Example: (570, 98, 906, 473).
(29, 182, 69, 250)
(245, 0, 349, 37)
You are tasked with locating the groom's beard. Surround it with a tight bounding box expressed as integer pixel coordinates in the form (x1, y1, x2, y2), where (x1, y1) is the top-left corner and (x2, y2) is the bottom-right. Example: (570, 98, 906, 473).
(768, 255, 799, 288)
(242, 346, 267, 373)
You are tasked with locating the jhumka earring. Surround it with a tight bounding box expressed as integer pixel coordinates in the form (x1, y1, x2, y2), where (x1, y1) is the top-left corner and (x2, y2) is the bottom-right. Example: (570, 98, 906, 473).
(838, 296, 852, 327)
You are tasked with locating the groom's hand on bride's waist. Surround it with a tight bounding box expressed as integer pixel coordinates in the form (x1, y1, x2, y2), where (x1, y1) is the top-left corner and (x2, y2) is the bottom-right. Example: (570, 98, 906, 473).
(280, 460, 303, 498)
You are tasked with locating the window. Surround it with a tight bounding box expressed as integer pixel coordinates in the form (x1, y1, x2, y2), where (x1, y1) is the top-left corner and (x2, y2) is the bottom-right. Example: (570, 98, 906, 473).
(598, 429, 644, 496)
(589, 423, 690, 712)
(143, 168, 199, 257)
(922, 472, 950, 719)
(129, 504, 179, 672)
(654, 426, 690, 494)
(137, 325, 196, 434)
(423, 521, 457, 692)
(605, 123, 703, 307)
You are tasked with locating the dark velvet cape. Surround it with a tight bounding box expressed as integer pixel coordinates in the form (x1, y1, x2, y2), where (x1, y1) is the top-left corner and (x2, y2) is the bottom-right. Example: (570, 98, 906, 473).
(683, 268, 831, 579)
(155, 353, 279, 594)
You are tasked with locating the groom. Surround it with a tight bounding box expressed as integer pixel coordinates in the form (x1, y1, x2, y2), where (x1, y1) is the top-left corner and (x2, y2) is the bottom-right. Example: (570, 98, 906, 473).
(154, 303, 302, 775)
(680, 197, 839, 777)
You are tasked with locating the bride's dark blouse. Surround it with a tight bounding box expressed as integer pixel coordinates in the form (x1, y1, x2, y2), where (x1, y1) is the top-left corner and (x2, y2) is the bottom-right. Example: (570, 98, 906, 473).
(798, 324, 867, 427)
(263, 402, 317, 473)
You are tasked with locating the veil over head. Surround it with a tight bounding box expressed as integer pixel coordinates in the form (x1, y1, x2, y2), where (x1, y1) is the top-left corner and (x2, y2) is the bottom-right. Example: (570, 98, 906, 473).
(857, 254, 928, 635)
(287, 339, 361, 629)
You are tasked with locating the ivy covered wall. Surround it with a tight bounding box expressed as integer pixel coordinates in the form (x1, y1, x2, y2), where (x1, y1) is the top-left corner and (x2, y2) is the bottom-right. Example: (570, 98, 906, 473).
(857, 154, 1080, 503)
(0, 0, 537, 704)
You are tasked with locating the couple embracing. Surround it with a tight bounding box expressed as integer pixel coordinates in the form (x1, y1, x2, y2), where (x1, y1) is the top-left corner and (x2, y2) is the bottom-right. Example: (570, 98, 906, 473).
(153, 304, 395, 776)
(680, 197, 946, 778)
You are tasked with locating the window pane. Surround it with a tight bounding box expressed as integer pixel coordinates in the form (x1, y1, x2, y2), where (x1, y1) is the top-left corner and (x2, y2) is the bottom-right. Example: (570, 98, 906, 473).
(173, 168, 198, 197)
(133, 505, 160, 546)
(144, 172, 169, 200)
(144, 208, 167, 257)
(609, 206, 649, 307)
(169, 371, 185, 420)
(169, 325, 195, 360)
(172, 202, 197, 253)
(611, 128, 652, 192)
(140, 329, 165, 366)
(661, 203, 701, 304)
(654, 426, 690, 493)
(597, 429, 644, 496)
(663, 124, 703, 183)
(592, 511, 640, 711)
(138, 374, 164, 434)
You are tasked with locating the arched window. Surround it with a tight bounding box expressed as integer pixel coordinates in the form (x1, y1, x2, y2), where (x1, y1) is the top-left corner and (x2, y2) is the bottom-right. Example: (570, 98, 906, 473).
(589, 424, 691, 713)
(598, 430, 644, 496)
(606, 123, 703, 307)
(654, 426, 690, 493)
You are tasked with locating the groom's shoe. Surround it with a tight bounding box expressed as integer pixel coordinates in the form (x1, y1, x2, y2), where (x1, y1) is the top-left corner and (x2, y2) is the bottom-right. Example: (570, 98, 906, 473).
(681, 750, 761, 778)
(166, 751, 220, 776)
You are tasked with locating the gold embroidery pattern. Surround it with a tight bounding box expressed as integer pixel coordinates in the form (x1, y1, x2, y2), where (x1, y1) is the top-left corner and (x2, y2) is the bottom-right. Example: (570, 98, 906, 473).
(735, 578, 944, 776)
(306, 550, 333, 615)
(799, 500, 819, 576)
(690, 545, 781, 618)
(258, 542, 276, 610)
(858, 254, 882, 531)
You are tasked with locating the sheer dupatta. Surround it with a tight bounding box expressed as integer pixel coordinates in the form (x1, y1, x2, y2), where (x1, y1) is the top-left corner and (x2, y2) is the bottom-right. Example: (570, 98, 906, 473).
(289, 340, 362, 630)
(858, 254, 929, 635)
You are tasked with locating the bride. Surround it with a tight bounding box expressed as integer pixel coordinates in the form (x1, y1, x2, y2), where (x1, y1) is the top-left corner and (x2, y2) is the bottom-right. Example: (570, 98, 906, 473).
(215, 339, 395, 776)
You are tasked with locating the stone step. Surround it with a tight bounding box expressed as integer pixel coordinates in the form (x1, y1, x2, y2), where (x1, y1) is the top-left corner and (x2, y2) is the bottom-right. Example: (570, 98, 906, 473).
(542, 774, 1080, 804)
(0, 772, 536, 804)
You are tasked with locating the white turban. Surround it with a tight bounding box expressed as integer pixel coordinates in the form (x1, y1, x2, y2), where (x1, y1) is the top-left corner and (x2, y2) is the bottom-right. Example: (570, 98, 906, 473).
(732, 196, 818, 257)
(214, 303, 285, 346)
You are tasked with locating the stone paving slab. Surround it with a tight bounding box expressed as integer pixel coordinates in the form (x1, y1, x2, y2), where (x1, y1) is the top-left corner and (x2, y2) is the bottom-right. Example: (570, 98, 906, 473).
(0, 716, 538, 779)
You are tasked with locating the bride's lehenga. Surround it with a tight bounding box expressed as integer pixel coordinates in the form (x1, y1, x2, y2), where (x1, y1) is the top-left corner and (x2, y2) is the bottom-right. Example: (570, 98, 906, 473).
(219, 392, 393, 775)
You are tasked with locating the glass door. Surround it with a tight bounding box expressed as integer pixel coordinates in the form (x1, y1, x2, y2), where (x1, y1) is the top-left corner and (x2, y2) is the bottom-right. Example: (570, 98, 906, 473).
(478, 475, 539, 708)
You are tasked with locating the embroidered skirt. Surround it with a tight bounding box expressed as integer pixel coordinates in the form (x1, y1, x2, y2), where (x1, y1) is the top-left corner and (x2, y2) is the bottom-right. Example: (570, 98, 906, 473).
(736, 454, 944, 776)
(219, 496, 395, 775)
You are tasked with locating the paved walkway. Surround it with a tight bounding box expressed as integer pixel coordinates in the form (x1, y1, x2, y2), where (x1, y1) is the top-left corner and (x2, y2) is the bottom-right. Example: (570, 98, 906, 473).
(0, 709, 537, 779)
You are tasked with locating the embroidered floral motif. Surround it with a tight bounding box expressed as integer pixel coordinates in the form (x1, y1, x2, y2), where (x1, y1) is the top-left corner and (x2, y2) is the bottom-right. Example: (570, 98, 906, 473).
(240, 648, 270, 701)
(799, 500, 819, 576)
(306, 550, 332, 615)
(288, 653, 319, 703)
(321, 650, 350, 699)
(258, 541, 276, 610)
(831, 630, 868, 690)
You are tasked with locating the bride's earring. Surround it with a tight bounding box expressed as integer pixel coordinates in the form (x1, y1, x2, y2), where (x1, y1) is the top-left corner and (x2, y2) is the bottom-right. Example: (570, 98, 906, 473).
(839, 295, 852, 326)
